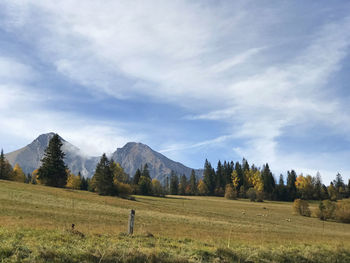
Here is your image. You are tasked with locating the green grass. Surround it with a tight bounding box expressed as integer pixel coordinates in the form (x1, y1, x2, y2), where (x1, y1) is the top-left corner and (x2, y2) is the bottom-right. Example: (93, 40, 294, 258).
(1, 180, 350, 262)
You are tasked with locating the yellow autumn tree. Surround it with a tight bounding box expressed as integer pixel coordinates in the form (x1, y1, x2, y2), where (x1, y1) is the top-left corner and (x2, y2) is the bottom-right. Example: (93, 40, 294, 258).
(295, 175, 313, 199)
(13, 163, 26, 182)
(32, 169, 41, 184)
(231, 170, 240, 191)
(66, 172, 81, 189)
(197, 179, 209, 195)
(152, 179, 163, 196)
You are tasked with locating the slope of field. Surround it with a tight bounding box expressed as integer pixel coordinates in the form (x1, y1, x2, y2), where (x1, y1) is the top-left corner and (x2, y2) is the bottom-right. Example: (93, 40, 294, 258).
(1, 180, 349, 262)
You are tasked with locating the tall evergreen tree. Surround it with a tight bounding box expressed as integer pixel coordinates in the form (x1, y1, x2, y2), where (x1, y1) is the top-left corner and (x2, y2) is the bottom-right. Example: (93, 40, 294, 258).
(234, 162, 244, 190)
(142, 163, 151, 179)
(189, 169, 197, 195)
(314, 172, 322, 200)
(286, 170, 297, 201)
(80, 173, 89, 191)
(133, 168, 142, 185)
(138, 164, 152, 195)
(169, 170, 179, 195)
(215, 160, 224, 189)
(203, 159, 215, 195)
(37, 134, 67, 187)
(261, 163, 275, 199)
(92, 153, 115, 195)
(333, 173, 345, 191)
(277, 174, 287, 201)
(179, 174, 187, 195)
(0, 149, 13, 180)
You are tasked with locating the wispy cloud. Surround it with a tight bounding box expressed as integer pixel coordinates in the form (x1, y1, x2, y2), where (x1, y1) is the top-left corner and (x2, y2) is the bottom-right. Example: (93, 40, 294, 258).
(0, 1, 349, 182)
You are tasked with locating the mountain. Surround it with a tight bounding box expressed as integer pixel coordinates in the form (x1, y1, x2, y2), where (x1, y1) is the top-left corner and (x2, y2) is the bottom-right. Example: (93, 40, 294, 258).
(5, 133, 98, 177)
(111, 142, 203, 181)
(5, 133, 202, 180)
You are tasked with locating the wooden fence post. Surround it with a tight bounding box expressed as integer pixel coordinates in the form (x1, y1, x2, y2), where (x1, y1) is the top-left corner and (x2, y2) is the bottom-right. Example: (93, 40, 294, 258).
(128, 209, 135, 235)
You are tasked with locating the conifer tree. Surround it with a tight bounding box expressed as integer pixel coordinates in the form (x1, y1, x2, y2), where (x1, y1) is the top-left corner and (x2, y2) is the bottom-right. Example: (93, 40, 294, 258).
(314, 172, 322, 200)
(138, 164, 152, 195)
(169, 170, 179, 195)
(215, 160, 224, 189)
(92, 153, 115, 195)
(189, 169, 197, 195)
(179, 174, 187, 195)
(234, 162, 244, 190)
(133, 168, 141, 185)
(286, 170, 297, 201)
(142, 163, 150, 179)
(37, 134, 67, 187)
(203, 159, 215, 195)
(80, 173, 89, 190)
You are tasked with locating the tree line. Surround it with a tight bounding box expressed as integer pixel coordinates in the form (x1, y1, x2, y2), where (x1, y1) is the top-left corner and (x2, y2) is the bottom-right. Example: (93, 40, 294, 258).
(1, 134, 349, 202)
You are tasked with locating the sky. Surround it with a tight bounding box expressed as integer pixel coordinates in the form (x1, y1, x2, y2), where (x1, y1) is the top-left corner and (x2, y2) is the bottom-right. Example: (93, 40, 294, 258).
(0, 0, 350, 184)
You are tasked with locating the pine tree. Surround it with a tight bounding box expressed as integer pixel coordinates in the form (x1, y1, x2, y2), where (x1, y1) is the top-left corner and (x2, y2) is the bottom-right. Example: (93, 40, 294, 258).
(142, 164, 150, 179)
(80, 173, 89, 191)
(261, 164, 275, 199)
(277, 174, 287, 201)
(234, 162, 244, 190)
(92, 153, 115, 195)
(138, 164, 152, 195)
(37, 134, 67, 187)
(314, 172, 322, 200)
(169, 170, 179, 195)
(215, 160, 224, 189)
(0, 149, 14, 180)
(189, 170, 197, 195)
(179, 174, 187, 195)
(203, 159, 214, 195)
(133, 168, 141, 185)
(286, 170, 297, 201)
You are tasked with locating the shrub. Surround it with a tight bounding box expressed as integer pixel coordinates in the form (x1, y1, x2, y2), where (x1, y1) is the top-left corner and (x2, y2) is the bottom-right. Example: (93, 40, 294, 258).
(293, 199, 311, 217)
(116, 182, 133, 197)
(316, 200, 336, 221)
(224, 184, 236, 200)
(247, 188, 257, 202)
(335, 200, 350, 223)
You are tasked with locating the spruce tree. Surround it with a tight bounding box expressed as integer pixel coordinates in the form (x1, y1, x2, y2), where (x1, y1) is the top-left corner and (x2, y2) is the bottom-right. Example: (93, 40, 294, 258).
(286, 170, 297, 201)
(189, 170, 197, 195)
(234, 162, 244, 190)
(133, 168, 141, 185)
(138, 164, 152, 195)
(261, 163, 275, 199)
(169, 170, 179, 195)
(179, 174, 187, 195)
(203, 159, 214, 195)
(92, 153, 115, 195)
(142, 163, 150, 179)
(37, 134, 67, 187)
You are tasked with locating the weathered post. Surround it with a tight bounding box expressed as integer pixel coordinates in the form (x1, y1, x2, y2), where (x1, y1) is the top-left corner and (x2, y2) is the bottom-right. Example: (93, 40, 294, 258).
(128, 209, 135, 235)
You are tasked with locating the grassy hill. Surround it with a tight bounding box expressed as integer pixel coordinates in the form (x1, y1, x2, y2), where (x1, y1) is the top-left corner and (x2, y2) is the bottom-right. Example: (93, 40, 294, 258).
(1, 180, 350, 262)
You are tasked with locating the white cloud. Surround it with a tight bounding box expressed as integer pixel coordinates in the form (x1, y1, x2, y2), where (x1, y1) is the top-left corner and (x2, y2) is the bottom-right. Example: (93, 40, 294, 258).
(0, 1, 350, 181)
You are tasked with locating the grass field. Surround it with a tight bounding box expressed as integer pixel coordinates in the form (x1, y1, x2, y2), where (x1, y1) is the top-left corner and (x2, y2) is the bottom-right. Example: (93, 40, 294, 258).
(1, 180, 350, 262)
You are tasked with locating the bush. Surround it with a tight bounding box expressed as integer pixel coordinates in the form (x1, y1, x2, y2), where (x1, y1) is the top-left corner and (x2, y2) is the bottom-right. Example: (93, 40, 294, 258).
(116, 182, 133, 197)
(224, 184, 236, 200)
(335, 200, 350, 223)
(316, 200, 336, 221)
(293, 199, 311, 217)
(247, 188, 257, 202)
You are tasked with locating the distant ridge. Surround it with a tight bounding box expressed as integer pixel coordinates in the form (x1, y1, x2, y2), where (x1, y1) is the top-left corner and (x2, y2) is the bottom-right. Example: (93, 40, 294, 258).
(5, 133, 203, 180)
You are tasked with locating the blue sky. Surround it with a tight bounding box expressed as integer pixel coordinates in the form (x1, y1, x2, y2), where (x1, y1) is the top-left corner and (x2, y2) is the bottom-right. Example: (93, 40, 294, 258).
(0, 1, 350, 183)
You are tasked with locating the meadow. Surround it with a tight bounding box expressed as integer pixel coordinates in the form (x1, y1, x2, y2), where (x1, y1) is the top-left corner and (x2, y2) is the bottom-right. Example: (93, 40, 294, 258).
(1, 180, 349, 262)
